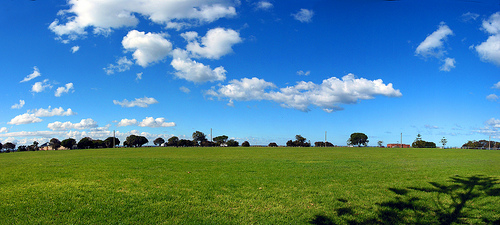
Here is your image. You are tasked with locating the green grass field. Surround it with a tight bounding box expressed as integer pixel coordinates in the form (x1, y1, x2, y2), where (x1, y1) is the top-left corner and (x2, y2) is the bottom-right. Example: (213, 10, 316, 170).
(1, 147, 499, 224)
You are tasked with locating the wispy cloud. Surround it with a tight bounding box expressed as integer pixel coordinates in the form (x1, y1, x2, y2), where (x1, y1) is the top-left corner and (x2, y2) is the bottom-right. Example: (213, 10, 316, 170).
(113, 97, 158, 108)
(292, 9, 314, 23)
(20, 66, 41, 83)
(11, 100, 25, 109)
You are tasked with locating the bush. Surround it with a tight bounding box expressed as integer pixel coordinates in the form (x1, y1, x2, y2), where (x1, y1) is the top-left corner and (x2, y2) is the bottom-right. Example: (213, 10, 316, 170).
(242, 141, 250, 147)
(268, 142, 278, 147)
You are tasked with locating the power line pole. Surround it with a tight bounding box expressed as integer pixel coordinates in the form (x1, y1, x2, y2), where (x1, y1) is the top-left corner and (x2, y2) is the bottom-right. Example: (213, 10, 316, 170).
(401, 133, 403, 148)
(325, 131, 327, 147)
(113, 130, 116, 148)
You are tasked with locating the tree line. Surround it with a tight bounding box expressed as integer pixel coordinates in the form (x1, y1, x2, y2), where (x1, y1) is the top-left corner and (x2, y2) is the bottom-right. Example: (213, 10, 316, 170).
(1, 131, 498, 153)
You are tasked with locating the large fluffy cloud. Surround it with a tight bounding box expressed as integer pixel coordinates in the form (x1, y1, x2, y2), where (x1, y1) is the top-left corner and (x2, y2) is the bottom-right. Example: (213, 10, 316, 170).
(20, 66, 41, 83)
(207, 74, 402, 112)
(171, 49, 226, 82)
(117, 119, 138, 127)
(122, 30, 173, 67)
(7, 107, 76, 125)
(475, 12, 500, 66)
(8, 113, 43, 125)
(184, 28, 242, 59)
(49, 0, 237, 41)
(138, 117, 176, 127)
(117, 117, 175, 127)
(48, 118, 99, 131)
(113, 97, 158, 108)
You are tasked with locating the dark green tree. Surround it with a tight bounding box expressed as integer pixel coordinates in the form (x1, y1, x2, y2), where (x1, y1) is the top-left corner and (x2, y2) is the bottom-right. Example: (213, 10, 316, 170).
(227, 139, 239, 147)
(153, 137, 165, 146)
(287, 135, 310, 147)
(268, 142, 278, 147)
(78, 137, 94, 149)
(295, 135, 306, 144)
(92, 140, 105, 148)
(32, 141, 39, 150)
(412, 134, 436, 148)
(168, 136, 179, 146)
(192, 131, 207, 145)
(315, 141, 325, 147)
(125, 135, 149, 147)
(347, 133, 369, 147)
(61, 138, 76, 149)
(50, 138, 61, 150)
(178, 139, 194, 147)
(241, 141, 250, 147)
(213, 135, 229, 145)
(3, 142, 16, 151)
(104, 137, 120, 148)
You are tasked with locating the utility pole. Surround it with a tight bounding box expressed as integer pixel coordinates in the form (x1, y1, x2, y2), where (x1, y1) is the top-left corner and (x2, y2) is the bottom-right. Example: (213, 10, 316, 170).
(113, 130, 116, 148)
(401, 133, 403, 148)
(489, 135, 491, 150)
(325, 131, 327, 147)
(211, 128, 213, 142)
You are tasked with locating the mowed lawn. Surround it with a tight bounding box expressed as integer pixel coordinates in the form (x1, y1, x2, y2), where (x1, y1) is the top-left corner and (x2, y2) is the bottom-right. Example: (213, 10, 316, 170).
(0, 147, 499, 224)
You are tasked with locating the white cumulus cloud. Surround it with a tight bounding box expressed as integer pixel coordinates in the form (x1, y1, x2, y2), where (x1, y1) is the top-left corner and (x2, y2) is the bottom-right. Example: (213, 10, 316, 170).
(440, 57, 456, 71)
(8, 113, 43, 125)
(117, 117, 175, 127)
(171, 48, 226, 83)
(122, 30, 172, 67)
(104, 56, 134, 75)
(47, 118, 99, 131)
(31, 79, 52, 93)
(117, 119, 138, 127)
(208, 73, 402, 112)
(138, 117, 176, 127)
(416, 22, 453, 58)
(32, 107, 76, 117)
(292, 9, 314, 23)
(256, 1, 273, 10)
(475, 12, 500, 66)
(11, 100, 25, 109)
(71, 45, 80, 53)
(113, 97, 158, 108)
(185, 27, 242, 60)
(20, 66, 41, 83)
(0, 127, 8, 133)
(8, 107, 76, 125)
(49, 0, 237, 41)
(55, 83, 74, 97)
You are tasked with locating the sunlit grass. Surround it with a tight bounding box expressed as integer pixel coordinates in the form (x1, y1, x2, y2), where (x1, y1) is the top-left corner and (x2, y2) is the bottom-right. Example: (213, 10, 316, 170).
(0, 147, 498, 224)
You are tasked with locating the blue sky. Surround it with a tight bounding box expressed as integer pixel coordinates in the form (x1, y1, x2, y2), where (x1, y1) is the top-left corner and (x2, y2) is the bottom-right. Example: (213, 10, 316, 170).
(1, 0, 500, 147)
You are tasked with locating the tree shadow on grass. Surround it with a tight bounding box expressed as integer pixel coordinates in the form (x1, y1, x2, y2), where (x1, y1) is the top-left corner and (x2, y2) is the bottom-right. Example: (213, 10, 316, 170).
(310, 175, 500, 225)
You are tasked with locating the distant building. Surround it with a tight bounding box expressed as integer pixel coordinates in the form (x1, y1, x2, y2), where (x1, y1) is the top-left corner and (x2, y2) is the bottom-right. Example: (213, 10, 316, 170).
(387, 144, 411, 148)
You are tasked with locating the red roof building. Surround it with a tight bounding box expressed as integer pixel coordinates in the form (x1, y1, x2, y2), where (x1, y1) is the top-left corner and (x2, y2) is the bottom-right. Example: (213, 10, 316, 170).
(387, 144, 411, 148)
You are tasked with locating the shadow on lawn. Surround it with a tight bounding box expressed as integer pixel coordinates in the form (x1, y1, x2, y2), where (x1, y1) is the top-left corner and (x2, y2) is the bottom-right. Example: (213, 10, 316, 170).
(310, 175, 500, 225)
